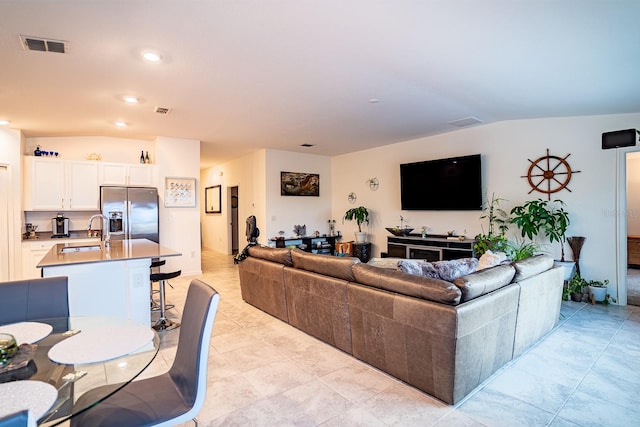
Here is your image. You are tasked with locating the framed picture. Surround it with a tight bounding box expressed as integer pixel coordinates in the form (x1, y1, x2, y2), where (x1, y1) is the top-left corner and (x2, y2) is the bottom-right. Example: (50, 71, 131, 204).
(165, 177, 197, 208)
(281, 171, 319, 196)
(205, 185, 222, 213)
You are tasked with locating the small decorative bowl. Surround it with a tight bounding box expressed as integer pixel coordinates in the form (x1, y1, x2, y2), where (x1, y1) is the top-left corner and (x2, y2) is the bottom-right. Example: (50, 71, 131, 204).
(385, 227, 414, 236)
(0, 333, 18, 366)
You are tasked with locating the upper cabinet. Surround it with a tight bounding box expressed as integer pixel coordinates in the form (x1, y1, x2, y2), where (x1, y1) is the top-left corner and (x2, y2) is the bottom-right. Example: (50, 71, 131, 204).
(100, 163, 157, 187)
(24, 158, 100, 211)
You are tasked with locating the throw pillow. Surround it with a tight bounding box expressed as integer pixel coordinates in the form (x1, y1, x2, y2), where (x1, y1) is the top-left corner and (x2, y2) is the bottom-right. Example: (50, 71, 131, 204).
(397, 259, 439, 279)
(477, 250, 508, 271)
(433, 258, 479, 282)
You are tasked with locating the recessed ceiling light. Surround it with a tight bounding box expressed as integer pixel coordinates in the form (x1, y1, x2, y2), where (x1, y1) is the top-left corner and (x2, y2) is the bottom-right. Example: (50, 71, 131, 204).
(368, 98, 380, 104)
(114, 121, 128, 127)
(142, 50, 162, 63)
(123, 96, 139, 104)
(0, 120, 9, 126)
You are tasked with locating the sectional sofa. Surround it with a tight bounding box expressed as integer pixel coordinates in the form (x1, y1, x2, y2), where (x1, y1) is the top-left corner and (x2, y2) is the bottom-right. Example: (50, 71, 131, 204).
(237, 246, 563, 404)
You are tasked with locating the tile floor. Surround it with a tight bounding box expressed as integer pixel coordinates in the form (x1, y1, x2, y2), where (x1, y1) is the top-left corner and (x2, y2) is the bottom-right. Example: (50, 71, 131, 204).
(146, 250, 640, 426)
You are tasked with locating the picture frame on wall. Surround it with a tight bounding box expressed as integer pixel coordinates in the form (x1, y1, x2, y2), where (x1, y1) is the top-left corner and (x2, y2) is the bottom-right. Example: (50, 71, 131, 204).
(280, 171, 320, 196)
(205, 185, 222, 213)
(165, 177, 197, 208)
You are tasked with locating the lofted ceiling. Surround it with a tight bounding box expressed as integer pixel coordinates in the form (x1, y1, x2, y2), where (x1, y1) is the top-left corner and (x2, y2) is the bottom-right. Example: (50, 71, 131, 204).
(1, 1, 639, 169)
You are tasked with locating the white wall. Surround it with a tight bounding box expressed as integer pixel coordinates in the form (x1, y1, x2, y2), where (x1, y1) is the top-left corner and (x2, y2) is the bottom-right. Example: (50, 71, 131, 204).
(156, 136, 202, 275)
(0, 128, 23, 279)
(332, 113, 640, 302)
(200, 149, 332, 253)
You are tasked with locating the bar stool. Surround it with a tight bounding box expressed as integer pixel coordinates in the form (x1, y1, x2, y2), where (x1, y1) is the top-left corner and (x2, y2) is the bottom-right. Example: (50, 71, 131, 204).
(150, 270, 181, 331)
(149, 259, 165, 311)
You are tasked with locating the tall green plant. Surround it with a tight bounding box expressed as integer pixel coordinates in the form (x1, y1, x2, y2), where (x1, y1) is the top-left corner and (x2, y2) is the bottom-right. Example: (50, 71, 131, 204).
(510, 199, 570, 261)
(343, 206, 369, 232)
(474, 193, 510, 256)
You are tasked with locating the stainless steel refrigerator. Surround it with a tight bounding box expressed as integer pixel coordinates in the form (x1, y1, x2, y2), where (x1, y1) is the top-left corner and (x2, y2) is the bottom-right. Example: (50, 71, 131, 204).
(100, 186, 159, 243)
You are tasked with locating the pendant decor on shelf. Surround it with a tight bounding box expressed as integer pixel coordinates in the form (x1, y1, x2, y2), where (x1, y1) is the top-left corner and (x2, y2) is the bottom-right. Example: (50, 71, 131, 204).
(521, 148, 581, 200)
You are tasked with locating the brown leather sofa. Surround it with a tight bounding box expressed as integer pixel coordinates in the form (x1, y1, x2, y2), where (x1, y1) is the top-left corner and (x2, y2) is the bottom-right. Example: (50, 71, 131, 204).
(237, 246, 563, 404)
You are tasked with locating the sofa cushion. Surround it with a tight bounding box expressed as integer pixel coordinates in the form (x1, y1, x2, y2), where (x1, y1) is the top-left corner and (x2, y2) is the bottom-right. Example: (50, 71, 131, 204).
(512, 254, 554, 282)
(433, 258, 479, 282)
(352, 263, 462, 305)
(248, 245, 293, 266)
(397, 259, 439, 278)
(291, 248, 360, 281)
(453, 264, 516, 302)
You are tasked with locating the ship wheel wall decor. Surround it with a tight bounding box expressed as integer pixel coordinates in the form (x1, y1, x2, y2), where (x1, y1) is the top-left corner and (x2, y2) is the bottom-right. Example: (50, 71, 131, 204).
(521, 148, 581, 200)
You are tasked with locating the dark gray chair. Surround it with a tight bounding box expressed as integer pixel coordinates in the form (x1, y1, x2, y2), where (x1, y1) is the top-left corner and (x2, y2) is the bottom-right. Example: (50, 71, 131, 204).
(0, 410, 29, 427)
(70, 279, 220, 427)
(0, 276, 69, 325)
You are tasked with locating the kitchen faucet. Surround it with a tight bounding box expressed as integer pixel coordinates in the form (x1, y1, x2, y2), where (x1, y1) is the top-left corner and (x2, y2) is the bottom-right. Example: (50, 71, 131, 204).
(88, 214, 110, 247)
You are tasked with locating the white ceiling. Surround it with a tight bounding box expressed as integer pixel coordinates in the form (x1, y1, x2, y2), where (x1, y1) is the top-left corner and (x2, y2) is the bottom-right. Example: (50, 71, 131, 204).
(1, 1, 639, 169)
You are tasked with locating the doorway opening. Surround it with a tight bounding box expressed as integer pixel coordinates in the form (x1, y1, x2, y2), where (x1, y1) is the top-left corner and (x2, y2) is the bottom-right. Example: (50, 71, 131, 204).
(230, 186, 239, 255)
(625, 151, 640, 306)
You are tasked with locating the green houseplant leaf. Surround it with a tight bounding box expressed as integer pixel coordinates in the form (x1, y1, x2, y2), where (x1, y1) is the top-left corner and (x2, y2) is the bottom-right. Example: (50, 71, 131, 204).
(343, 206, 369, 232)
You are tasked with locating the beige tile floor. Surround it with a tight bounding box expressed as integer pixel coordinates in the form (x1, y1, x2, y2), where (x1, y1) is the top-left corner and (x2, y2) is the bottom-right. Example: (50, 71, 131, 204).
(114, 250, 640, 426)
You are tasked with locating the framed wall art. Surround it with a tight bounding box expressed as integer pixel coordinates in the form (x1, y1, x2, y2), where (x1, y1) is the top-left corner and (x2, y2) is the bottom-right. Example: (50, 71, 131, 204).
(205, 185, 222, 213)
(280, 171, 319, 196)
(165, 177, 197, 208)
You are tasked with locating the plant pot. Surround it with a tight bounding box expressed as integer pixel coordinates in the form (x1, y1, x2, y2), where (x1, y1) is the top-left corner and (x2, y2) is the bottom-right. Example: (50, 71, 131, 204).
(354, 232, 367, 244)
(570, 292, 583, 302)
(589, 285, 608, 302)
(554, 260, 576, 281)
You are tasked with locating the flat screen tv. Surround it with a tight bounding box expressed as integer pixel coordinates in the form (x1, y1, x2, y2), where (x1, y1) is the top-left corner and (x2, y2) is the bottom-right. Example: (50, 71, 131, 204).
(400, 154, 482, 211)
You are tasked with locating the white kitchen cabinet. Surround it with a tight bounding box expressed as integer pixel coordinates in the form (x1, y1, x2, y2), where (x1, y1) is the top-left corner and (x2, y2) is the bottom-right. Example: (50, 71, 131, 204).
(24, 158, 100, 211)
(100, 162, 156, 187)
(21, 237, 99, 279)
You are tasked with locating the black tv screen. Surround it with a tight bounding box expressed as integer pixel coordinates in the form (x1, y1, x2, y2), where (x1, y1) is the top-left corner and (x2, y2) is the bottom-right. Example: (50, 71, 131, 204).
(400, 154, 482, 210)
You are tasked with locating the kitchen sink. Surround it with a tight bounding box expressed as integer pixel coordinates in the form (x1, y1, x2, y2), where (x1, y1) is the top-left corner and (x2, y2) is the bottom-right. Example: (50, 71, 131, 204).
(59, 245, 102, 254)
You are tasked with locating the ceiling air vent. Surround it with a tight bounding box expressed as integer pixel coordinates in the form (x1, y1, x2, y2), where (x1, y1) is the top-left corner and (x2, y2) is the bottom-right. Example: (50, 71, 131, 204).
(448, 117, 484, 128)
(20, 35, 68, 54)
(154, 106, 171, 115)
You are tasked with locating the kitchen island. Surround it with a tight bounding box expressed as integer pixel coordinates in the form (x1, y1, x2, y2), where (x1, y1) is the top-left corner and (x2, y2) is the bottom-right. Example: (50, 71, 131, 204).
(38, 239, 181, 325)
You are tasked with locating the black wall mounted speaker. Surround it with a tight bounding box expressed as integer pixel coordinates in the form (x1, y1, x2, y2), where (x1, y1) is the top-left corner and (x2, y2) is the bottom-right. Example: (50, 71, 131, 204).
(602, 128, 637, 149)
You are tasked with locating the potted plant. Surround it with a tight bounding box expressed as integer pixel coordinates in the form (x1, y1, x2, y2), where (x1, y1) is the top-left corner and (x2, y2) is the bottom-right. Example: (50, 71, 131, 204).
(567, 274, 587, 302)
(474, 193, 511, 257)
(510, 198, 574, 279)
(344, 206, 369, 243)
(588, 279, 609, 303)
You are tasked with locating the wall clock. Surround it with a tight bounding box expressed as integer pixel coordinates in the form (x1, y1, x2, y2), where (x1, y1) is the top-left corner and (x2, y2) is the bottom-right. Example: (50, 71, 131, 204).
(522, 148, 580, 200)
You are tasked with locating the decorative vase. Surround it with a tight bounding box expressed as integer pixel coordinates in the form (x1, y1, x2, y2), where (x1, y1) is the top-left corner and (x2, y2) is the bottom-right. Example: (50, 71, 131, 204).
(570, 292, 583, 302)
(589, 286, 607, 302)
(554, 260, 576, 281)
(567, 236, 585, 277)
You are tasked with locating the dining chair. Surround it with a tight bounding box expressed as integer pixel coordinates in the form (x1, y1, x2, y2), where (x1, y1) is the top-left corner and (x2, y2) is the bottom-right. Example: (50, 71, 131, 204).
(70, 279, 220, 427)
(0, 276, 69, 325)
(0, 410, 29, 427)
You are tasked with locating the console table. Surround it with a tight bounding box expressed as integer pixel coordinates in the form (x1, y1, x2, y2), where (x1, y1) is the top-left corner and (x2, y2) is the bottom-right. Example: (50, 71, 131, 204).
(270, 235, 340, 255)
(387, 235, 475, 261)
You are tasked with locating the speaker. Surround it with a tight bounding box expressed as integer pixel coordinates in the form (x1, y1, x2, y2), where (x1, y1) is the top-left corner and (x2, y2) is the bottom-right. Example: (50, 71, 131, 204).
(602, 129, 637, 149)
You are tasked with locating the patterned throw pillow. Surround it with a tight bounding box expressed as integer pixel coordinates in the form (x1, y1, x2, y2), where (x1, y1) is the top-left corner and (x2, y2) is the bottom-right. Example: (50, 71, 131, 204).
(432, 258, 479, 282)
(397, 259, 439, 279)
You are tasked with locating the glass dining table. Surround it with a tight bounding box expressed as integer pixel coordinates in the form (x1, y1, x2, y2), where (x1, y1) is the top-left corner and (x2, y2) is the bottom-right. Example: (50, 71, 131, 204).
(0, 316, 160, 426)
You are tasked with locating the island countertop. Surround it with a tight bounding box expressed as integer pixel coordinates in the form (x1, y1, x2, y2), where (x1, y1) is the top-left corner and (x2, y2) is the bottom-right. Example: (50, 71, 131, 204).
(37, 238, 181, 268)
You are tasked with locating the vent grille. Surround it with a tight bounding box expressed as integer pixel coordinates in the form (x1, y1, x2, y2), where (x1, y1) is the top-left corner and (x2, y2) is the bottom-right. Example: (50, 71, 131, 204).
(154, 106, 171, 114)
(448, 117, 484, 128)
(20, 35, 68, 54)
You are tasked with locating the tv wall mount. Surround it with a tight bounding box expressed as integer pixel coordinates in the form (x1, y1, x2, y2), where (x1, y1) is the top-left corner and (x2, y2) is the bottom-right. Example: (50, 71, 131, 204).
(521, 148, 580, 200)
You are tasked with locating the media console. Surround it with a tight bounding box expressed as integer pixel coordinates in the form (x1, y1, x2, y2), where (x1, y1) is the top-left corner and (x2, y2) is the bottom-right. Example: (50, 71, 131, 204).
(386, 235, 475, 261)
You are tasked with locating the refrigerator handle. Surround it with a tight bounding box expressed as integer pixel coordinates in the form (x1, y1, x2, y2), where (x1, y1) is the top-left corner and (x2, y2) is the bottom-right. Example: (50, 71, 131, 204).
(127, 200, 132, 239)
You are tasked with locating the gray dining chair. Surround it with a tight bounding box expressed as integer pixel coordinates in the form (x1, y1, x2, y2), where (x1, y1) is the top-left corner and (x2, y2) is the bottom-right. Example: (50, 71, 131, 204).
(0, 276, 69, 325)
(70, 279, 220, 427)
(0, 410, 29, 427)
